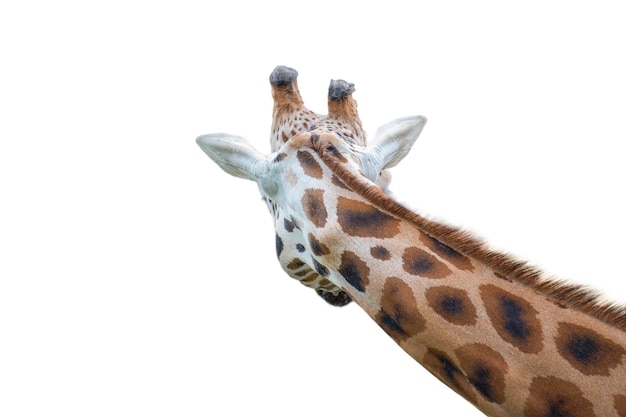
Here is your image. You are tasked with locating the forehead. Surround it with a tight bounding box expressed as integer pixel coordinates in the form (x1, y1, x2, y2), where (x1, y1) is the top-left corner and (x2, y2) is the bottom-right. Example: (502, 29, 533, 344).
(270, 131, 354, 186)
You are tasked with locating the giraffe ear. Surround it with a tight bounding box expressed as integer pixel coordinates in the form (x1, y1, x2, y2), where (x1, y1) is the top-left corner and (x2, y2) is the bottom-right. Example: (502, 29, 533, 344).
(196, 133, 270, 182)
(369, 115, 427, 169)
(357, 115, 427, 183)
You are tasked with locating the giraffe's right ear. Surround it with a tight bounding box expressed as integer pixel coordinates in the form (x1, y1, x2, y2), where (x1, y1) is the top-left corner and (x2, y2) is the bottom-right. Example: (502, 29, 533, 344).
(196, 133, 270, 182)
(368, 115, 427, 170)
(357, 115, 426, 184)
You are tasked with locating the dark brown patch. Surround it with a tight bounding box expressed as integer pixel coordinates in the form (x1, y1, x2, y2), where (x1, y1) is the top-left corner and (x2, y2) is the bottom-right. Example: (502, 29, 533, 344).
(426, 286, 477, 326)
(422, 348, 476, 404)
(419, 234, 474, 271)
(374, 277, 425, 341)
(275, 234, 283, 257)
(370, 245, 391, 261)
(331, 174, 350, 190)
(315, 289, 352, 307)
(301, 189, 327, 228)
(555, 322, 625, 376)
(297, 150, 323, 179)
(318, 278, 331, 287)
(312, 258, 329, 277)
(402, 246, 451, 279)
(283, 218, 295, 233)
(338, 250, 370, 292)
(524, 376, 596, 417)
(308, 233, 330, 257)
(287, 258, 305, 270)
(480, 284, 543, 354)
(615, 394, 626, 417)
(455, 343, 508, 404)
(336, 197, 400, 239)
(301, 273, 319, 284)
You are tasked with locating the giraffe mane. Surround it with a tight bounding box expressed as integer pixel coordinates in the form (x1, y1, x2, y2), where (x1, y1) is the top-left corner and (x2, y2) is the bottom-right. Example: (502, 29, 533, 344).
(312, 138, 626, 332)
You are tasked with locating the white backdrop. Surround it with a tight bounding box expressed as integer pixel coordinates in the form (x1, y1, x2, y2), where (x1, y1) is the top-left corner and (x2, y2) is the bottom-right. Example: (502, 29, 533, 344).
(1, 2, 625, 416)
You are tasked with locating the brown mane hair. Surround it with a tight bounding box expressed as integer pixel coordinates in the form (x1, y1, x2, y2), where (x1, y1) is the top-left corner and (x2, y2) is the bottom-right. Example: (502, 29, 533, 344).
(313, 139, 626, 332)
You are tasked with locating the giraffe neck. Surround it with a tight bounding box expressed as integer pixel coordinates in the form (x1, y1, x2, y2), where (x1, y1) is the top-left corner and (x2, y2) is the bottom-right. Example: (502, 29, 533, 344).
(272, 134, 626, 417)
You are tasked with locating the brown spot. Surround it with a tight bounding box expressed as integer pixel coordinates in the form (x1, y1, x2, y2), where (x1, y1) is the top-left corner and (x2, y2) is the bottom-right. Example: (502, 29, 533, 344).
(374, 277, 425, 341)
(297, 150, 323, 179)
(318, 278, 331, 287)
(313, 258, 329, 276)
(555, 322, 625, 376)
(287, 258, 305, 270)
(422, 348, 476, 404)
(283, 218, 295, 232)
(338, 250, 370, 292)
(419, 234, 474, 271)
(301, 273, 319, 284)
(455, 343, 508, 404)
(315, 289, 352, 307)
(524, 376, 596, 417)
(308, 233, 330, 256)
(615, 394, 626, 417)
(370, 245, 391, 261)
(426, 286, 477, 326)
(275, 233, 283, 257)
(402, 246, 451, 279)
(336, 197, 400, 239)
(480, 284, 543, 354)
(331, 174, 350, 190)
(281, 131, 289, 143)
(301, 189, 327, 228)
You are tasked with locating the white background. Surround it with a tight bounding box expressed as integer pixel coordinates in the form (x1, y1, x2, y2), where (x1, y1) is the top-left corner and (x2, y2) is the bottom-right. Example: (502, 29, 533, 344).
(1, 2, 625, 416)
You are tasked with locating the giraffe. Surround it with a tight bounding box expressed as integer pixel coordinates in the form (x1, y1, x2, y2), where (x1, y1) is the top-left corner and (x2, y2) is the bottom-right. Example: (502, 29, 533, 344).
(196, 66, 626, 417)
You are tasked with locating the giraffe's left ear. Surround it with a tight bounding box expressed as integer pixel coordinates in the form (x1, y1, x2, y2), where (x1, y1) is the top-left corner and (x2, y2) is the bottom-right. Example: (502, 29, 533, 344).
(196, 133, 270, 182)
(357, 115, 427, 182)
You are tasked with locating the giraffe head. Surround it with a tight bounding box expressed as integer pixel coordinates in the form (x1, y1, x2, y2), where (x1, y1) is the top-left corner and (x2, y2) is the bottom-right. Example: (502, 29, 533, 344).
(197, 66, 426, 305)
